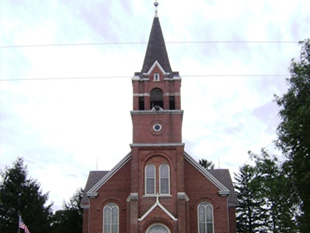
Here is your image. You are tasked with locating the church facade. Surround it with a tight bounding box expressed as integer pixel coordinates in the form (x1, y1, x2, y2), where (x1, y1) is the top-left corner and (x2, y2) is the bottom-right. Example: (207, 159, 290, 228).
(81, 7, 237, 233)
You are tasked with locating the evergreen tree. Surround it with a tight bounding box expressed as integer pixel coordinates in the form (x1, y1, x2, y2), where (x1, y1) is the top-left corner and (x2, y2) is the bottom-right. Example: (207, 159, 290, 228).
(51, 188, 84, 233)
(275, 39, 310, 231)
(0, 157, 52, 233)
(250, 150, 298, 232)
(198, 159, 215, 169)
(234, 164, 268, 232)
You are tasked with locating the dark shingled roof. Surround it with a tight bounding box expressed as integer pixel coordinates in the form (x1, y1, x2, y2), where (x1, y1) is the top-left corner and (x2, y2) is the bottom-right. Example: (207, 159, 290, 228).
(81, 170, 109, 206)
(208, 169, 238, 207)
(140, 16, 172, 74)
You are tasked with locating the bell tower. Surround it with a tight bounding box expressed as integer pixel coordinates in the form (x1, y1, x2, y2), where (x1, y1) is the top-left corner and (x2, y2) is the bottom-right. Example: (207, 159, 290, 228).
(128, 3, 187, 232)
(131, 9, 183, 145)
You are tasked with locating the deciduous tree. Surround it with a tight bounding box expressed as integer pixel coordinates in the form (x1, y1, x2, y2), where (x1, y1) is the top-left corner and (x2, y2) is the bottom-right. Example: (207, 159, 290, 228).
(275, 39, 310, 231)
(51, 188, 84, 233)
(198, 159, 215, 169)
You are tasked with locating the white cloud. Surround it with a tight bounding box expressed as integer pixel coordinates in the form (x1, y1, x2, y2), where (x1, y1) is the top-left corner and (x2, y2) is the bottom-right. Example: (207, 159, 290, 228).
(1, 0, 309, 210)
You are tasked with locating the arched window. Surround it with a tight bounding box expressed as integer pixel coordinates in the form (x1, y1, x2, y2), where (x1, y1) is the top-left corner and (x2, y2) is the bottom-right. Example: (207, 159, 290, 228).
(103, 203, 119, 233)
(198, 202, 214, 233)
(146, 224, 170, 233)
(153, 73, 160, 81)
(159, 164, 170, 194)
(145, 164, 155, 195)
(150, 88, 163, 109)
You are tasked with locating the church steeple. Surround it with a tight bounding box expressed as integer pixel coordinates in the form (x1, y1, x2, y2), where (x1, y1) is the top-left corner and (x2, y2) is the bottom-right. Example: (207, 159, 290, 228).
(131, 3, 183, 144)
(139, 8, 172, 74)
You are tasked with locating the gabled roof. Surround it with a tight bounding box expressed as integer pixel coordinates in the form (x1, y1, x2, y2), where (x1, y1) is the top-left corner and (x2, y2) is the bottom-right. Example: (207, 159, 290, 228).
(183, 152, 231, 195)
(81, 152, 237, 208)
(140, 16, 172, 75)
(209, 169, 238, 206)
(80, 170, 109, 207)
(87, 153, 131, 196)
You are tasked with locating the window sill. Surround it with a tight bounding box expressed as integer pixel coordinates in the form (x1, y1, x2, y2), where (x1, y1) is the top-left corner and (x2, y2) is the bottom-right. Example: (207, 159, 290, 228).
(143, 194, 172, 198)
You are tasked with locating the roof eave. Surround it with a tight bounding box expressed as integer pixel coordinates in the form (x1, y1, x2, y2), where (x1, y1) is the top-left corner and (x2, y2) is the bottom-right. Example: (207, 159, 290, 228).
(87, 153, 131, 194)
(183, 151, 230, 194)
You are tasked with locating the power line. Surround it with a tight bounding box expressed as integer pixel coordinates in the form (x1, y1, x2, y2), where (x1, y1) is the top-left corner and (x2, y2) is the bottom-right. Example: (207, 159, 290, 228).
(0, 40, 299, 49)
(0, 74, 290, 81)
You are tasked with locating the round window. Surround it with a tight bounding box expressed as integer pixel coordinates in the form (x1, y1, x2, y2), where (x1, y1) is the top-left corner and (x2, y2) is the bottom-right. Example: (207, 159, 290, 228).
(153, 124, 162, 132)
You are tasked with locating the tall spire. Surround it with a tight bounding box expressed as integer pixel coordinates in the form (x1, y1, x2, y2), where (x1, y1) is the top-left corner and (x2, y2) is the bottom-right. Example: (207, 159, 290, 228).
(140, 3, 172, 74)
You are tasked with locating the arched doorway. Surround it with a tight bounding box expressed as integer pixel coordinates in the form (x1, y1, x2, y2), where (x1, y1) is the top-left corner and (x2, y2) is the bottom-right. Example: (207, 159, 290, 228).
(146, 224, 170, 233)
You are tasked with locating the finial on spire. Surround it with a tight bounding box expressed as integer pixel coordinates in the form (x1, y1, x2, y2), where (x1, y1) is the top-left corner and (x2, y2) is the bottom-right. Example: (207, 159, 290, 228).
(154, 0, 159, 17)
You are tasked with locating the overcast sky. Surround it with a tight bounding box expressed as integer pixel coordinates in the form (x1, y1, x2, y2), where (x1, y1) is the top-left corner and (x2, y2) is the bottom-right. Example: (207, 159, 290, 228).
(1, 0, 309, 211)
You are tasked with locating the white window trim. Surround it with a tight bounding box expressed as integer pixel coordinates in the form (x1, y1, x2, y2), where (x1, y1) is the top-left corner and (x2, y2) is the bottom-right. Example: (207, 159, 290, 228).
(103, 203, 119, 233)
(153, 73, 160, 81)
(145, 164, 156, 195)
(146, 223, 171, 233)
(159, 164, 170, 195)
(197, 202, 214, 233)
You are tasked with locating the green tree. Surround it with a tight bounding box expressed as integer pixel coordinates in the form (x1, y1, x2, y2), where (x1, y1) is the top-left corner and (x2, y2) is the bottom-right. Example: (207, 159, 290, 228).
(275, 39, 310, 231)
(51, 188, 84, 233)
(234, 164, 268, 232)
(249, 150, 298, 232)
(0, 157, 53, 233)
(198, 159, 215, 169)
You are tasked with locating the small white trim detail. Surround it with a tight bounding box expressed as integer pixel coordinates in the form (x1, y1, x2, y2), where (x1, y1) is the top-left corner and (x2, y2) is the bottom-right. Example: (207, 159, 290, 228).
(87, 192, 98, 198)
(153, 73, 160, 81)
(132, 75, 140, 80)
(143, 61, 170, 76)
(131, 143, 185, 147)
(138, 193, 178, 222)
(143, 194, 172, 198)
(163, 92, 180, 96)
(183, 152, 230, 195)
(164, 76, 181, 81)
(126, 193, 138, 202)
(80, 203, 90, 209)
(177, 192, 189, 201)
(131, 110, 183, 115)
(133, 93, 180, 97)
(133, 93, 151, 97)
(132, 76, 149, 81)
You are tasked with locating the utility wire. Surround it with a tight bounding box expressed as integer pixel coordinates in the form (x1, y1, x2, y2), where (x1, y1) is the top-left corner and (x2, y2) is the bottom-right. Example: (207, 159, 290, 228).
(0, 74, 290, 81)
(0, 40, 299, 49)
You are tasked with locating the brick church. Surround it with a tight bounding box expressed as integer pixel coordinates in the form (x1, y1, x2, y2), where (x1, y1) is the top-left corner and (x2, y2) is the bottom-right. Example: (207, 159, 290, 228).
(81, 3, 237, 233)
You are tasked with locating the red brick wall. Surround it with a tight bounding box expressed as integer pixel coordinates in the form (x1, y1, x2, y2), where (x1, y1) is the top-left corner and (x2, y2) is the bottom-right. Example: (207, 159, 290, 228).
(82, 209, 89, 233)
(228, 207, 237, 233)
(132, 66, 181, 111)
(184, 160, 230, 233)
(87, 161, 131, 233)
(130, 145, 186, 233)
(131, 112, 183, 144)
(132, 146, 183, 218)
